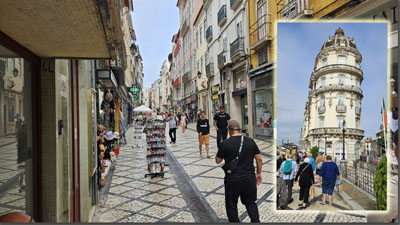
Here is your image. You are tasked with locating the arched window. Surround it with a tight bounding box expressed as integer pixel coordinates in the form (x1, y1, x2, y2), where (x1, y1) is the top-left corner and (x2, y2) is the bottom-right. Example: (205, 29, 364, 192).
(355, 142, 360, 160)
(334, 142, 344, 162)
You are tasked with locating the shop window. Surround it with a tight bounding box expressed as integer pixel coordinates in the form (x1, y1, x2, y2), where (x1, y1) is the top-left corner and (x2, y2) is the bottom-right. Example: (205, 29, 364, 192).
(233, 68, 246, 91)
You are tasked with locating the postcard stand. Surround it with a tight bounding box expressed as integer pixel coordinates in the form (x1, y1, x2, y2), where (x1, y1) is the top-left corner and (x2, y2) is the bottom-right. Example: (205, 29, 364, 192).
(144, 119, 166, 179)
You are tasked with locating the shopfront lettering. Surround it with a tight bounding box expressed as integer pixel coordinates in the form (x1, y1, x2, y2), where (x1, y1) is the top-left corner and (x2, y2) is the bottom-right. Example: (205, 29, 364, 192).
(372, 6, 398, 24)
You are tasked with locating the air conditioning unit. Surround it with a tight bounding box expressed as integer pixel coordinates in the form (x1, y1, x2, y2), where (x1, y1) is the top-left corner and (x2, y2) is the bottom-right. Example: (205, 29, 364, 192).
(304, 10, 313, 15)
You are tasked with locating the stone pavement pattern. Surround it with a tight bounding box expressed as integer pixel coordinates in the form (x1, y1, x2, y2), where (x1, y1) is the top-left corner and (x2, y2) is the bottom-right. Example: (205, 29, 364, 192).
(94, 123, 367, 223)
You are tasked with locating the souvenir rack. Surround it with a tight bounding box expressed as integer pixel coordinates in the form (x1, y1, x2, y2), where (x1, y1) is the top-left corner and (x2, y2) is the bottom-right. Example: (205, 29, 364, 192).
(144, 119, 166, 179)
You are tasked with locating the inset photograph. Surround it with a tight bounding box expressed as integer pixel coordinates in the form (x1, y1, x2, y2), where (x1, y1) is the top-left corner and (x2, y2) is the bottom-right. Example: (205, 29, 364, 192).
(276, 22, 388, 211)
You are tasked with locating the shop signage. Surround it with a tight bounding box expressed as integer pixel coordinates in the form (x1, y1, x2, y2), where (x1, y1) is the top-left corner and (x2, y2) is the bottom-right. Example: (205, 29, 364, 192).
(212, 85, 220, 100)
(129, 86, 139, 95)
(96, 69, 118, 89)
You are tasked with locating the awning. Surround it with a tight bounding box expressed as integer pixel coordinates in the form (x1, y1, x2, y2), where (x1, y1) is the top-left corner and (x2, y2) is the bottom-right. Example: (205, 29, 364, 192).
(0, 0, 122, 59)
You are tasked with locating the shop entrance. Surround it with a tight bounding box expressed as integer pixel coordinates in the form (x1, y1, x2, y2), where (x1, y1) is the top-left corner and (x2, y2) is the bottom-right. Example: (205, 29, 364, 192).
(241, 95, 248, 135)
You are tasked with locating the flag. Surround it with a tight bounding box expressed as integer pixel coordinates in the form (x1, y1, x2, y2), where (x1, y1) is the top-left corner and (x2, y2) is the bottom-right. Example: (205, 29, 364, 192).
(381, 98, 387, 128)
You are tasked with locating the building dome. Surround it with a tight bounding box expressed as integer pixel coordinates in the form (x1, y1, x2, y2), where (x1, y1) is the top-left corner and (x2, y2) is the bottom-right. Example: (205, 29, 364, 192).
(320, 27, 360, 54)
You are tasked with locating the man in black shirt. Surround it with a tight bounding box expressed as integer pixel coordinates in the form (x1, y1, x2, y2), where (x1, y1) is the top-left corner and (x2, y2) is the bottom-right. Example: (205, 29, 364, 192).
(214, 106, 231, 149)
(197, 111, 210, 158)
(216, 120, 262, 223)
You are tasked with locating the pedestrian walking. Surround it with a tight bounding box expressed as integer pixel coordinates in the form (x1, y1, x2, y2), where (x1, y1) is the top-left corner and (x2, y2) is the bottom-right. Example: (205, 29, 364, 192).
(197, 111, 211, 158)
(167, 112, 178, 144)
(307, 153, 316, 172)
(277, 153, 286, 172)
(214, 106, 231, 149)
(180, 113, 187, 135)
(279, 154, 298, 204)
(215, 120, 262, 222)
(295, 157, 315, 209)
(315, 152, 324, 184)
(276, 175, 288, 210)
(318, 155, 340, 206)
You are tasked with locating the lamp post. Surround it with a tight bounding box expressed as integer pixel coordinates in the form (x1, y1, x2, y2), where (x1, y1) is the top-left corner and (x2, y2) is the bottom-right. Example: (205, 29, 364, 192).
(324, 132, 328, 156)
(342, 120, 346, 160)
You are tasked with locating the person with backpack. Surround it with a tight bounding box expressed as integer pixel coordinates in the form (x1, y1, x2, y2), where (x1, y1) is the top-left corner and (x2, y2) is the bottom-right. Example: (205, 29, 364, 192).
(215, 120, 262, 222)
(280, 154, 298, 204)
(295, 157, 315, 209)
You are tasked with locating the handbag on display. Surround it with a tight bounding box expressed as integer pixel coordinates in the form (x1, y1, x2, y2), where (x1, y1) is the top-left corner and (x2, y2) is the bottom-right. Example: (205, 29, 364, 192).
(222, 136, 244, 175)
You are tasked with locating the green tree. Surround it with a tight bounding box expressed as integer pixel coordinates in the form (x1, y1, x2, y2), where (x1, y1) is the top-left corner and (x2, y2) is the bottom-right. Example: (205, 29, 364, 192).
(373, 155, 387, 210)
(310, 146, 319, 159)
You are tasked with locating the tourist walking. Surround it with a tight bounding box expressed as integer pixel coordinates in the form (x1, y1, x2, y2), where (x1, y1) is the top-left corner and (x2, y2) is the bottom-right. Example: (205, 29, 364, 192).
(277, 153, 286, 172)
(307, 153, 316, 173)
(167, 112, 178, 144)
(280, 154, 298, 204)
(215, 121, 262, 222)
(318, 155, 340, 206)
(214, 106, 231, 149)
(295, 158, 314, 209)
(197, 111, 211, 158)
(315, 152, 324, 184)
(180, 113, 187, 135)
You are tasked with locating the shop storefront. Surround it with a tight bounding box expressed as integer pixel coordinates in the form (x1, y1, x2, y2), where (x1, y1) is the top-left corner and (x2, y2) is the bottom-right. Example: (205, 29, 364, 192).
(232, 66, 248, 134)
(211, 85, 220, 117)
(249, 63, 274, 140)
(0, 44, 40, 220)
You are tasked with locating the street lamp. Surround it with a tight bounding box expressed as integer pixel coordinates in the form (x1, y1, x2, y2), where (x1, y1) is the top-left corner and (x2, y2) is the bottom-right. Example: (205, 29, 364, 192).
(324, 132, 328, 156)
(342, 120, 346, 160)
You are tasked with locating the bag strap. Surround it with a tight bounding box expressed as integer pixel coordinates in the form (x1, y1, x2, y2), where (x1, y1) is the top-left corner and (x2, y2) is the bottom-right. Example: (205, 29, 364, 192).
(236, 136, 244, 160)
(298, 163, 311, 178)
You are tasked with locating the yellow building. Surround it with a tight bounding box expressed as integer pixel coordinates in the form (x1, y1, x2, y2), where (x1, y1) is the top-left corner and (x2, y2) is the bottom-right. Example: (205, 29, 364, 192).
(247, 0, 277, 140)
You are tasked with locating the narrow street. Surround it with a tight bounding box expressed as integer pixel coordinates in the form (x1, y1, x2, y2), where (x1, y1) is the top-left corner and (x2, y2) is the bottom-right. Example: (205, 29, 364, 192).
(93, 124, 368, 223)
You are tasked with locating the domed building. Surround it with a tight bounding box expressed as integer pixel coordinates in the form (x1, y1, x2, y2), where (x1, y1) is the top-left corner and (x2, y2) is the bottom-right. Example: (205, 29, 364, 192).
(300, 27, 364, 162)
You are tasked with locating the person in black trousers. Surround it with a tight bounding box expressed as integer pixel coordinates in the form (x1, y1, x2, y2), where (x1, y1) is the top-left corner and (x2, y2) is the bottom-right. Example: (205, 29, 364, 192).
(295, 157, 315, 209)
(167, 112, 178, 144)
(214, 106, 231, 149)
(215, 120, 262, 222)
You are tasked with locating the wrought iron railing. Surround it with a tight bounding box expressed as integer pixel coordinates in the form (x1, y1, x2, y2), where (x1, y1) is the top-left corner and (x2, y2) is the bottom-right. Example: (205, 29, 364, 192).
(206, 25, 213, 42)
(336, 105, 346, 113)
(230, 37, 245, 60)
(218, 51, 226, 68)
(249, 14, 271, 48)
(218, 5, 227, 26)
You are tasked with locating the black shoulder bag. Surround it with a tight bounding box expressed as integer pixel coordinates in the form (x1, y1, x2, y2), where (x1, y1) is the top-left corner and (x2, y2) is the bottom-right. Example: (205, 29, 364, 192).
(222, 136, 244, 174)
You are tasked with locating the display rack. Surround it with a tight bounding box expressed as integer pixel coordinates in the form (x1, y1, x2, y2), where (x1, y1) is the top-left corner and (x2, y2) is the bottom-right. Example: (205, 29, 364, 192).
(144, 119, 166, 179)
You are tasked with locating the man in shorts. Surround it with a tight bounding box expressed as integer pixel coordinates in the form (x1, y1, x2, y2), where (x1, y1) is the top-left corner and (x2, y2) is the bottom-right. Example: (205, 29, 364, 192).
(197, 111, 211, 158)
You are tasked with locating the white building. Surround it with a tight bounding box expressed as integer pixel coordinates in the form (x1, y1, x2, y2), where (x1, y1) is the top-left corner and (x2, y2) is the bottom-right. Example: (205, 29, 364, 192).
(143, 87, 151, 108)
(301, 27, 364, 163)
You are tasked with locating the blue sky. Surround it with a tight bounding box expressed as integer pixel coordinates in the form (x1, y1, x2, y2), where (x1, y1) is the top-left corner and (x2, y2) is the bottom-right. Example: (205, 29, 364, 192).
(277, 22, 388, 144)
(132, 0, 179, 87)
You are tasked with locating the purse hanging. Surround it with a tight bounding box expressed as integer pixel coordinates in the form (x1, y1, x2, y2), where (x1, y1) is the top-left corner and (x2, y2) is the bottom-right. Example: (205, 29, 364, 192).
(222, 136, 244, 174)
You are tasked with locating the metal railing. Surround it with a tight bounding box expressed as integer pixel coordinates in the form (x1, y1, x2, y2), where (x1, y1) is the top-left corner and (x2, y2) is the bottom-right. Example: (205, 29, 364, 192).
(318, 106, 326, 114)
(230, 37, 245, 60)
(313, 64, 363, 78)
(218, 5, 227, 26)
(336, 105, 346, 113)
(313, 84, 363, 96)
(281, 0, 297, 20)
(218, 51, 226, 68)
(182, 71, 191, 84)
(308, 127, 364, 136)
(206, 62, 214, 78)
(206, 25, 213, 42)
(249, 14, 271, 48)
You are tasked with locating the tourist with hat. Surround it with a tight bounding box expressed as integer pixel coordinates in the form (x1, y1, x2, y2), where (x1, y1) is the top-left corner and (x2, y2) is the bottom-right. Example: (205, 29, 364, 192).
(213, 106, 231, 149)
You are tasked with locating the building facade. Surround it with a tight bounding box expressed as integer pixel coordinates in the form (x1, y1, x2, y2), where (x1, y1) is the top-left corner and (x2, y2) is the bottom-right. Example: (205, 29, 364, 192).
(300, 27, 365, 162)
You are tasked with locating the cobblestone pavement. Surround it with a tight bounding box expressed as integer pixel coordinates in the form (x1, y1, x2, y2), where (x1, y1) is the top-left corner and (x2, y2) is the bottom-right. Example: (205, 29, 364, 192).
(94, 123, 368, 223)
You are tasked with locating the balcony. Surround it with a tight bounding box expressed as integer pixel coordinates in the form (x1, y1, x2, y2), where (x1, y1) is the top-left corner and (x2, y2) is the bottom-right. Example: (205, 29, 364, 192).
(182, 71, 191, 84)
(218, 5, 227, 27)
(312, 83, 363, 97)
(206, 62, 214, 78)
(230, 0, 243, 10)
(318, 106, 326, 114)
(308, 127, 364, 137)
(336, 105, 346, 113)
(355, 107, 361, 116)
(249, 14, 272, 50)
(203, 0, 212, 9)
(313, 64, 363, 80)
(0, 59, 5, 76)
(230, 37, 245, 62)
(217, 51, 226, 69)
(281, 0, 297, 20)
(181, 18, 189, 37)
(206, 25, 213, 42)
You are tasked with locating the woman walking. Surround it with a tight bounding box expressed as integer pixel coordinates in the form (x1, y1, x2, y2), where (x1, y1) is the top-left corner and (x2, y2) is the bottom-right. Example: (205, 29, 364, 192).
(181, 113, 187, 135)
(295, 157, 314, 209)
(318, 155, 340, 206)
